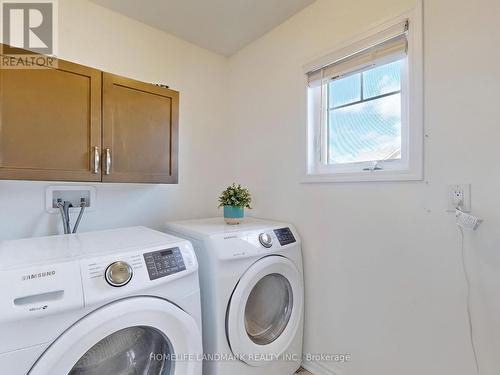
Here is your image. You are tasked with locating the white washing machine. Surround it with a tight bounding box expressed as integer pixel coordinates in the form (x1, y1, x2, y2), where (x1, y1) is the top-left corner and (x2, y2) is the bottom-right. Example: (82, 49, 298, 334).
(0, 226, 203, 375)
(165, 217, 304, 375)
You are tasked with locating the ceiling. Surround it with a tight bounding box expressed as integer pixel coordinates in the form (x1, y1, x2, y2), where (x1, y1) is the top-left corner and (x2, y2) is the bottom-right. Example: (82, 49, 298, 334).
(90, 0, 315, 56)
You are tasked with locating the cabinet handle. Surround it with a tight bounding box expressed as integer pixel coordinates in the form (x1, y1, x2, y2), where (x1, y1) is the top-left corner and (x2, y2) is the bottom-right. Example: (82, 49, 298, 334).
(93, 146, 100, 174)
(105, 148, 112, 175)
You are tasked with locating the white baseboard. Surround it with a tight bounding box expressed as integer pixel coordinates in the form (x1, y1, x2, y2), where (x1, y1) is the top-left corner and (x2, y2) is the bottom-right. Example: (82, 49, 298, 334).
(302, 360, 341, 375)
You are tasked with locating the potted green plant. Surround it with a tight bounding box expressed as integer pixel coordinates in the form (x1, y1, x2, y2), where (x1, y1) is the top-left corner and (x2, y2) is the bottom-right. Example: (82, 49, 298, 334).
(218, 183, 252, 225)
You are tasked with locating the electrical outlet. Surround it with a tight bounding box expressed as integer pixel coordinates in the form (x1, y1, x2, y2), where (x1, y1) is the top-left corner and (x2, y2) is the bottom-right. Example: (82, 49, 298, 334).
(447, 184, 471, 212)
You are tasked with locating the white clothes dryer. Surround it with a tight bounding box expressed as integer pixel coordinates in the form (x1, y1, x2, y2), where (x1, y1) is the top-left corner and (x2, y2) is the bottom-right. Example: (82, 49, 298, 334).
(165, 217, 304, 375)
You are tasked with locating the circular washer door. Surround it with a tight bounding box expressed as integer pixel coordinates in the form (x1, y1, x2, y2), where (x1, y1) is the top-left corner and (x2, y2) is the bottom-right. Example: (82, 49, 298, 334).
(29, 297, 202, 375)
(226, 256, 303, 367)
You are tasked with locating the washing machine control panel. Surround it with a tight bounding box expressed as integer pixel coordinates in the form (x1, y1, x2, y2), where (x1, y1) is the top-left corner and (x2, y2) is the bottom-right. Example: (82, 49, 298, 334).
(274, 227, 296, 246)
(143, 247, 186, 280)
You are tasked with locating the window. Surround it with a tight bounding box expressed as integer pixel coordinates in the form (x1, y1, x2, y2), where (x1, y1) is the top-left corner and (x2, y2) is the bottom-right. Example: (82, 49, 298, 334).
(304, 7, 422, 182)
(328, 60, 403, 165)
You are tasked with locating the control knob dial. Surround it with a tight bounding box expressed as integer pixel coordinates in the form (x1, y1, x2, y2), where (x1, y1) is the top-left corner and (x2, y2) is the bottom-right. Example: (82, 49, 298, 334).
(259, 233, 273, 248)
(105, 261, 133, 287)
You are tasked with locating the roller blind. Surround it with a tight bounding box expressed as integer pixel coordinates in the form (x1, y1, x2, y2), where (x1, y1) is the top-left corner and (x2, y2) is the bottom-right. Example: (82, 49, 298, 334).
(307, 20, 409, 87)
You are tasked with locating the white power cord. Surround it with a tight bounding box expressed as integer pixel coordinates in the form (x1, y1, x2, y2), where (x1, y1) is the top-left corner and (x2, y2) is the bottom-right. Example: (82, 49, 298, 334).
(457, 219, 481, 375)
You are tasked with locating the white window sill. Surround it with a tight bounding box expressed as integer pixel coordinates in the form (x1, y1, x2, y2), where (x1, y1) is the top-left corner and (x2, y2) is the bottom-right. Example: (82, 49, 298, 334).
(301, 170, 423, 183)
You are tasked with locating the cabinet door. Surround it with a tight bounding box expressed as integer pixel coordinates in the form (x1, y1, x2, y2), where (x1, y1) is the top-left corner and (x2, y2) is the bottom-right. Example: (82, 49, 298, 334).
(0, 55, 102, 182)
(102, 73, 179, 184)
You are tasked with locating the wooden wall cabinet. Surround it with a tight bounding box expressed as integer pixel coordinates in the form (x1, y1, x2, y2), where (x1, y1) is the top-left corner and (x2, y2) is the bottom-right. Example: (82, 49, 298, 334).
(0, 47, 179, 184)
(102, 73, 179, 184)
(0, 58, 102, 182)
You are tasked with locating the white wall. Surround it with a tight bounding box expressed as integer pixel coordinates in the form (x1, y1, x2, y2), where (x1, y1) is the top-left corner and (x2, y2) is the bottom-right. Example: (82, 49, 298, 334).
(0, 0, 232, 240)
(227, 0, 500, 374)
(2, 1, 500, 375)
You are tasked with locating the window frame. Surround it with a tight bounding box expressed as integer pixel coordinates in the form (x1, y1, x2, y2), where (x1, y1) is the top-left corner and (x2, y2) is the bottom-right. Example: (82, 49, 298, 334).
(303, 4, 423, 183)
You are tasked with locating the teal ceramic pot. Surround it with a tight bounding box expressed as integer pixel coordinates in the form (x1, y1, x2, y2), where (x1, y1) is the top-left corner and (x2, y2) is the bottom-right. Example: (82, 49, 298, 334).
(223, 205, 244, 225)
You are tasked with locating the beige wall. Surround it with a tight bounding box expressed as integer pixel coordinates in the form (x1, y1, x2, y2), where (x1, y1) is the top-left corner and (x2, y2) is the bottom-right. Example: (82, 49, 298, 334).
(228, 0, 500, 374)
(0, 0, 232, 239)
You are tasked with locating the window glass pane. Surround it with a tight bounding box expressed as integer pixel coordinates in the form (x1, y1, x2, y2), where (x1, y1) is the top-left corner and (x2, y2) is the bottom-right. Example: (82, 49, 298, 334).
(328, 73, 361, 108)
(328, 93, 401, 165)
(363, 60, 402, 99)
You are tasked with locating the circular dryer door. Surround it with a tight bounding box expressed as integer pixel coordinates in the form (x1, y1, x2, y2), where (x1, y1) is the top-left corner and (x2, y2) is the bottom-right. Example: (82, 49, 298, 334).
(29, 297, 202, 375)
(226, 256, 303, 367)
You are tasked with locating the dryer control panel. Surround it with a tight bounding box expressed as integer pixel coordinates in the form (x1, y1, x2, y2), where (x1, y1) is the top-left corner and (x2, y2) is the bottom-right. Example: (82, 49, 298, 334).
(143, 247, 186, 280)
(274, 227, 296, 246)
